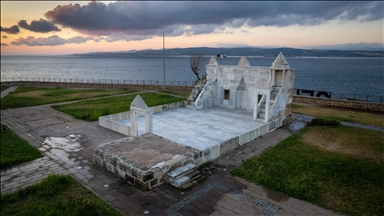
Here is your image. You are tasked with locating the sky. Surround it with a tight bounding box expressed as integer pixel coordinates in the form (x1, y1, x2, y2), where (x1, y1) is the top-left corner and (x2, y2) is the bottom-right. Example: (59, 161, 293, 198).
(1, 1, 383, 55)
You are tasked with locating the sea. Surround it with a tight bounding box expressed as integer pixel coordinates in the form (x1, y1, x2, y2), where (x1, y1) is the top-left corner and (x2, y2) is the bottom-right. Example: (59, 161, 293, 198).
(1, 55, 383, 102)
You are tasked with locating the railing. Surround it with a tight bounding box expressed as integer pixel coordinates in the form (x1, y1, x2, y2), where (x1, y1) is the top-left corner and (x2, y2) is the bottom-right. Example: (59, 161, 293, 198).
(0, 76, 196, 87)
(294, 88, 383, 104)
(257, 94, 266, 118)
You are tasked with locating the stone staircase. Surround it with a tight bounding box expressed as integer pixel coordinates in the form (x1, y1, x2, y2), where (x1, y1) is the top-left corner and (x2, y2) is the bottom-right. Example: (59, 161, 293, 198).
(257, 87, 281, 121)
(165, 163, 205, 190)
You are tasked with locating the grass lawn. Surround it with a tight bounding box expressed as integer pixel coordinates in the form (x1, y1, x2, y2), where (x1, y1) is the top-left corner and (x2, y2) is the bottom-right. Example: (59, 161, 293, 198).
(1, 125, 43, 169)
(231, 125, 384, 216)
(1, 86, 8, 92)
(1, 174, 124, 216)
(292, 104, 384, 127)
(159, 90, 190, 98)
(53, 92, 185, 121)
(0, 86, 138, 109)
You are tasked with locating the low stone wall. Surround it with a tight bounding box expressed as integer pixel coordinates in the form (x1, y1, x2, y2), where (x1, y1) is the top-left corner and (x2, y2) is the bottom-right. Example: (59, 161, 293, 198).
(293, 95, 384, 112)
(99, 101, 188, 136)
(0, 81, 193, 92)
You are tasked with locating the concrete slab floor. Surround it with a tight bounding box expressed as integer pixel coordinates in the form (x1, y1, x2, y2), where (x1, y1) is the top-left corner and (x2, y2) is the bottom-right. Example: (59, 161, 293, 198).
(96, 134, 199, 170)
(119, 106, 265, 151)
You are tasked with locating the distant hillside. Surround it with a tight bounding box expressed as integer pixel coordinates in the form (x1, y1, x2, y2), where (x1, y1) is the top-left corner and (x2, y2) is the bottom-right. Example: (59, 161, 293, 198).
(69, 47, 384, 57)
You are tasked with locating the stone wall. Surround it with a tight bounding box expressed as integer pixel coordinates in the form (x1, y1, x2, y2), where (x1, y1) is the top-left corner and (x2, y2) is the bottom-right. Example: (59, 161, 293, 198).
(293, 95, 384, 112)
(0, 81, 193, 92)
(99, 101, 188, 136)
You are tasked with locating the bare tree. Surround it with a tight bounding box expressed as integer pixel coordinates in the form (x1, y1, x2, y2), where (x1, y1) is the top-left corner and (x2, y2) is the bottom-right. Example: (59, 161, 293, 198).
(190, 52, 205, 81)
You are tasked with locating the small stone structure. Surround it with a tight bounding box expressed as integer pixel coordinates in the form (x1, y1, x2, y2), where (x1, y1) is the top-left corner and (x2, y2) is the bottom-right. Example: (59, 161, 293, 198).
(189, 52, 295, 124)
(130, 95, 153, 137)
(93, 134, 200, 191)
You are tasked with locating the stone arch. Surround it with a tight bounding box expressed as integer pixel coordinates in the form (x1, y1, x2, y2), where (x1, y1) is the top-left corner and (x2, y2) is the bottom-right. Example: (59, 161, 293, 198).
(130, 95, 153, 137)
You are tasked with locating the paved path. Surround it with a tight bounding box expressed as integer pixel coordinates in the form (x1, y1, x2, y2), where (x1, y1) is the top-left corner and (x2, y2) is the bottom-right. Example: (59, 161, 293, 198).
(3, 97, 363, 215)
(1, 86, 18, 98)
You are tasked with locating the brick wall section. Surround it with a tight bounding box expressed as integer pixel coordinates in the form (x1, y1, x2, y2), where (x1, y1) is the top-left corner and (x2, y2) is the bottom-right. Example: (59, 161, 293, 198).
(293, 95, 384, 112)
(1, 81, 193, 92)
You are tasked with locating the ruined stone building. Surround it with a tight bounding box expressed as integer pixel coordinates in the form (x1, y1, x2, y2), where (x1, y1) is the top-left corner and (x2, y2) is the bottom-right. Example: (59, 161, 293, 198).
(188, 52, 295, 124)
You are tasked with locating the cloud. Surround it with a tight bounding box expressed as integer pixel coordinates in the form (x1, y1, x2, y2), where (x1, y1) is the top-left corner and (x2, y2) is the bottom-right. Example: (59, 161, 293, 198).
(0, 25, 20, 34)
(1, 43, 8, 47)
(42, 1, 383, 41)
(11, 35, 95, 46)
(17, 19, 61, 33)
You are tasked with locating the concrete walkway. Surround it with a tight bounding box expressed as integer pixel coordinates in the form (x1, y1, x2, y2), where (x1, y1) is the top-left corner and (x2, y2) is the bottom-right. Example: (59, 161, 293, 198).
(1, 86, 18, 98)
(1, 102, 341, 216)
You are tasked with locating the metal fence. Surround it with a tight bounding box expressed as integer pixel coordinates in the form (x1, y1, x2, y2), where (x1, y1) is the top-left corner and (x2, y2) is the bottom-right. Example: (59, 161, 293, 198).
(294, 88, 383, 104)
(2, 76, 382, 103)
(0, 76, 197, 87)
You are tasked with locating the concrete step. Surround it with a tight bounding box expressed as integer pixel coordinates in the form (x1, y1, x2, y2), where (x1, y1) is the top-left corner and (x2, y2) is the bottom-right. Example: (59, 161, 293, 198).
(172, 170, 201, 187)
(255, 118, 264, 122)
(167, 163, 195, 179)
(186, 105, 196, 110)
(180, 174, 207, 190)
(258, 113, 265, 118)
(273, 87, 281, 93)
(260, 108, 266, 112)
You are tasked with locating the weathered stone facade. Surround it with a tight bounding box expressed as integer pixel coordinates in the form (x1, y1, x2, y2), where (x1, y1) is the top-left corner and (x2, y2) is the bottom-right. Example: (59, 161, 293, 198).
(191, 52, 295, 123)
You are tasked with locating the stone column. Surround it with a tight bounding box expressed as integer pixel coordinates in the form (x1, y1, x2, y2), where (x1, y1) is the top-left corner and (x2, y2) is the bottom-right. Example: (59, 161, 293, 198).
(264, 91, 270, 123)
(145, 112, 153, 134)
(253, 90, 258, 121)
(130, 110, 138, 137)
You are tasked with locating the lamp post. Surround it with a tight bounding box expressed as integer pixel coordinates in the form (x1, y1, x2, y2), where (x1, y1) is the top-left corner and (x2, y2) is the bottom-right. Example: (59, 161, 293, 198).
(163, 31, 166, 90)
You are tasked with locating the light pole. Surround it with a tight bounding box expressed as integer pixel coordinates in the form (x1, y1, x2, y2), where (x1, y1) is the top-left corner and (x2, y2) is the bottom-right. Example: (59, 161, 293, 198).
(163, 31, 166, 91)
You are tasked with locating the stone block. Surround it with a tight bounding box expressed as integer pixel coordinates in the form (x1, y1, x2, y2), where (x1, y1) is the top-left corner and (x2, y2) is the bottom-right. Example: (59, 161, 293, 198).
(125, 174, 135, 185)
(219, 137, 239, 155)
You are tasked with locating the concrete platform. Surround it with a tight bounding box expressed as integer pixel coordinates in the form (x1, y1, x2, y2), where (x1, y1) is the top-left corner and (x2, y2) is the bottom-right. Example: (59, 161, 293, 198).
(98, 105, 284, 190)
(118, 106, 265, 151)
(93, 133, 200, 190)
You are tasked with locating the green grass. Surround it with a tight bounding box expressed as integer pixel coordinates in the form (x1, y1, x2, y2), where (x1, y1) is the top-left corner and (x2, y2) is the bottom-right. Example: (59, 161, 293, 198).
(1, 125, 43, 169)
(1, 174, 124, 216)
(1, 86, 8, 92)
(159, 90, 190, 98)
(0, 86, 138, 109)
(292, 104, 384, 127)
(53, 92, 185, 121)
(231, 125, 384, 216)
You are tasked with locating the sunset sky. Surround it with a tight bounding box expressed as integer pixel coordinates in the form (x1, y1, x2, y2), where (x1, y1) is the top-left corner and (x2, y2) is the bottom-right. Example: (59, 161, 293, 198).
(1, 1, 383, 55)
